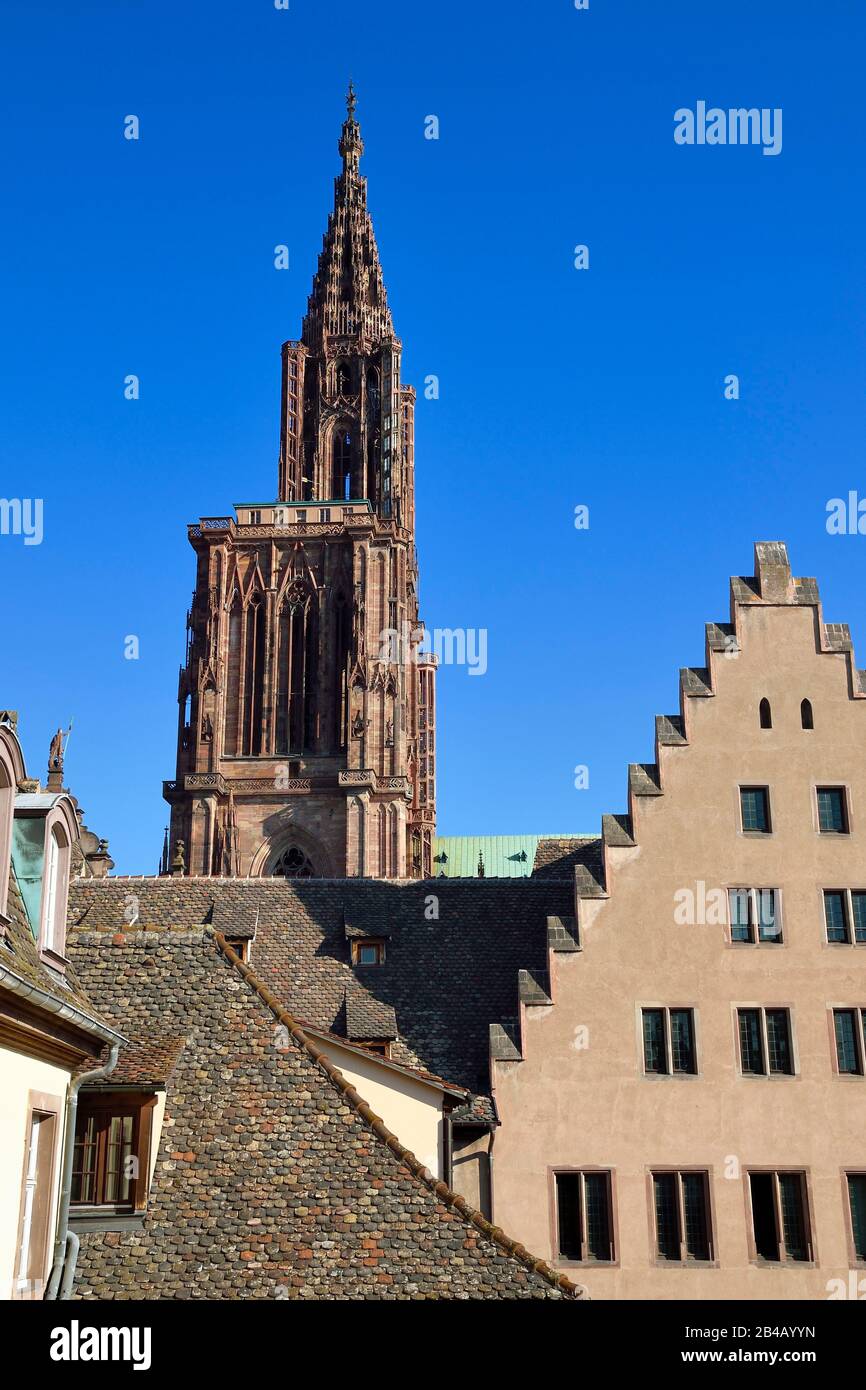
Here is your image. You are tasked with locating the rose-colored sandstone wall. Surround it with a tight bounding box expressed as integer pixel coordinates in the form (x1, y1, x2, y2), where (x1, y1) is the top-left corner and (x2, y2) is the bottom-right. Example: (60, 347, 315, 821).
(493, 552, 865, 1299)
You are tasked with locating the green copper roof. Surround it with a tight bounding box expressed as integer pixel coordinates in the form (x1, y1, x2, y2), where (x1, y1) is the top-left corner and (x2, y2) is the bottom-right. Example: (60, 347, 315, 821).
(431, 835, 588, 879)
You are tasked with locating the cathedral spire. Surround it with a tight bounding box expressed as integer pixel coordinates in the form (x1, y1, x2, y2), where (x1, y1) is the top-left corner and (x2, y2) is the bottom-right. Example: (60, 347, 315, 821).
(302, 85, 393, 348)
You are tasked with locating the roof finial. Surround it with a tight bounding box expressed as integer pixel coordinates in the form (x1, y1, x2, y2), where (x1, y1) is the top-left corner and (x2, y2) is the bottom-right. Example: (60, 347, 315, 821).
(347, 78, 357, 119)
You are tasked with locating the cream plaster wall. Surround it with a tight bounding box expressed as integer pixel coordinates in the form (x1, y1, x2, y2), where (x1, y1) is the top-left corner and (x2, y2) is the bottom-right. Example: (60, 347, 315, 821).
(316, 1038, 445, 1177)
(0, 1047, 69, 1299)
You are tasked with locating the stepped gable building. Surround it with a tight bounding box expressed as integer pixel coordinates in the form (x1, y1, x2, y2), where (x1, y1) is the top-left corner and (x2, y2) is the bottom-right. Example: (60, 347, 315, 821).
(64, 921, 581, 1301)
(164, 85, 436, 883)
(489, 542, 866, 1297)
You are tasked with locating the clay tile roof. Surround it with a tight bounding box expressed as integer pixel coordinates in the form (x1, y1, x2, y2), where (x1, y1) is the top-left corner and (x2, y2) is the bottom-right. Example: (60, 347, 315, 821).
(64, 923, 584, 1300)
(532, 836, 603, 881)
(76, 1034, 186, 1086)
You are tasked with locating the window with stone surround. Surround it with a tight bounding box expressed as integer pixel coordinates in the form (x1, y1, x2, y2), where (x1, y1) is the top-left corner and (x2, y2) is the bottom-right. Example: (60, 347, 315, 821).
(833, 1009, 866, 1075)
(737, 1008, 794, 1076)
(748, 1171, 812, 1263)
(817, 787, 849, 834)
(641, 1008, 697, 1075)
(728, 887, 782, 944)
(554, 1170, 614, 1263)
(740, 786, 771, 834)
(824, 890, 866, 944)
(651, 1171, 713, 1262)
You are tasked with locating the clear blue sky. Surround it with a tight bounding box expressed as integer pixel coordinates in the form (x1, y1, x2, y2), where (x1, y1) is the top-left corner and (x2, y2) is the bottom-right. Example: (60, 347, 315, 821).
(1, 1, 864, 872)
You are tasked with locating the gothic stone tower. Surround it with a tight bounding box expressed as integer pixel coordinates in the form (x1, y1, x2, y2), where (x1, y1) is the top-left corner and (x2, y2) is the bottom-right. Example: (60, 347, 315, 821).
(163, 88, 436, 879)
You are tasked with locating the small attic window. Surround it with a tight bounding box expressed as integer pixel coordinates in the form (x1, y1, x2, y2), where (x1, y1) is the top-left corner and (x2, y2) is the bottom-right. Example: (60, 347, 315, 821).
(801, 698, 814, 730)
(40, 821, 70, 963)
(224, 937, 249, 963)
(360, 1040, 391, 1059)
(352, 939, 385, 966)
(759, 699, 772, 730)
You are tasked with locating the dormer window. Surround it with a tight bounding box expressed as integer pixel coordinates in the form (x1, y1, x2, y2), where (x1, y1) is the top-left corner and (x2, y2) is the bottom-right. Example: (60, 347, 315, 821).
(352, 939, 386, 966)
(40, 820, 70, 961)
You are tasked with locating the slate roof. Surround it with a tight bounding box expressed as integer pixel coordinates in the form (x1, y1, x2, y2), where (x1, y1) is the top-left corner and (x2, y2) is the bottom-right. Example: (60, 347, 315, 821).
(69, 877, 573, 1118)
(66, 925, 582, 1300)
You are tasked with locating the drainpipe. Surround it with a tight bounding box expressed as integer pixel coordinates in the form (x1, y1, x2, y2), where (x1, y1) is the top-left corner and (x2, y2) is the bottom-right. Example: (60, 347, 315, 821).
(45, 1042, 120, 1301)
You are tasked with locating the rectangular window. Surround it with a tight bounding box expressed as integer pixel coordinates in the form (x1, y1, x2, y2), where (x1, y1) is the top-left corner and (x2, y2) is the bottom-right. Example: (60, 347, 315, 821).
(737, 1008, 794, 1076)
(817, 787, 849, 834)
(833, 1009, 866, 1075)
(352, 939, 386, 966)
(71, 1097, 151, 1211)
(554, 1171, 614, 1263)
(728, 888, 782, 944)
(740, 787, 771, 833)
(318, 508, 330, 523)
(749, 1171, 812, 1263)
(249, 509, 261, 525)
(642, 1008, 696, 1075)
(847, 1174, 866, 1262)
(853, 894, 866, 944)
(652, 1171, 712, 1262)
(824, 891, 850, 944)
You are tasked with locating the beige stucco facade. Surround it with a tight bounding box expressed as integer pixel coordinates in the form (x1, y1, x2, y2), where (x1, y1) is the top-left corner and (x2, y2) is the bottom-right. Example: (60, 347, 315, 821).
(491, 545, 866, 1298)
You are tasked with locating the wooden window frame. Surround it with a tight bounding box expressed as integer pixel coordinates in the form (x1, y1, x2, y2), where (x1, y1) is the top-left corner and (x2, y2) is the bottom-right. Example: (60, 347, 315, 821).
(70, 1093, 156, 1215)
(224, 936, 250, 963)
(648, 1168, 715, 1265)
(351, 938, 386, 967)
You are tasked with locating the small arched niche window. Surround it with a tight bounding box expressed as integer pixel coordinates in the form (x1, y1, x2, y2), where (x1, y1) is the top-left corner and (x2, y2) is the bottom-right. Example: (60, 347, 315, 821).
(801, 698, 814, 730)
(759, 698, 772, 730)
(40, 818, 70, 960)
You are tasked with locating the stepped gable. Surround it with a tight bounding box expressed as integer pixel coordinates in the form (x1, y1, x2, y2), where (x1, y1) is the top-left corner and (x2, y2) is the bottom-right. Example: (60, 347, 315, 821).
(66, 925, 582, 1300)
(68, 875, 572, 1115)
(487, 542, 866, 1073)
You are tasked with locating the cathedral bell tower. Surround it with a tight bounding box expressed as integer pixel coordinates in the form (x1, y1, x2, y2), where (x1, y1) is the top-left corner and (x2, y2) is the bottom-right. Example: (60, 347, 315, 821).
(163, 86, 436, 879)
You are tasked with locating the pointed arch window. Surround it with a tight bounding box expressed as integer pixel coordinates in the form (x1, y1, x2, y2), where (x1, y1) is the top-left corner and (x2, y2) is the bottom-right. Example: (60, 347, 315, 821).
(242, 593, 266, 756)
(333, 428, 353, 500)
(332, 592, 350, 752)
(801, 699, 814, 730)
(759, 698, 772, 730)
(276, 585, 318, 754)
